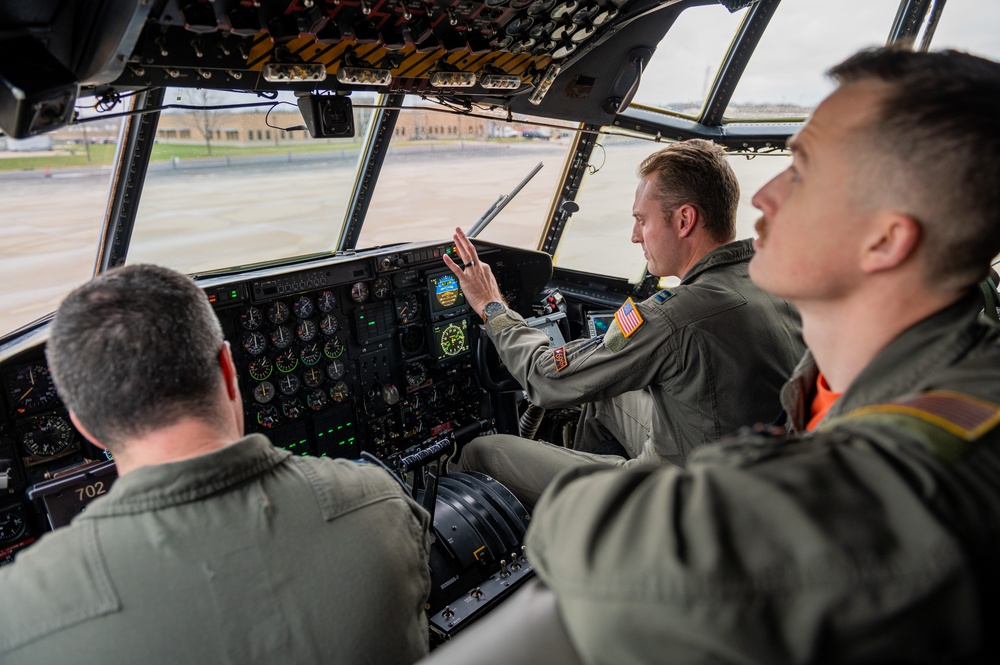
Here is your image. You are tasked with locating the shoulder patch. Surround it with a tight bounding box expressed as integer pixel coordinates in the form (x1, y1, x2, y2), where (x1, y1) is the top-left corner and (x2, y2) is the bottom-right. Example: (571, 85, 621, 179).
(614, 297, 645, 338)
(826, 390, 1000, 463)
(552, 346, 569, 372)
(652, 289, 674, 304)
(847, 390, 1000, 441)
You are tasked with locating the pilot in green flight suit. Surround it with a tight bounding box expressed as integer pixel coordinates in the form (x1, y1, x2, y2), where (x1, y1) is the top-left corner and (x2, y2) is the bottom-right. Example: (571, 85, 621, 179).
(420, 46, 1000, 665)
(0, 265, 431, 665)
(444, 140, 803, 504)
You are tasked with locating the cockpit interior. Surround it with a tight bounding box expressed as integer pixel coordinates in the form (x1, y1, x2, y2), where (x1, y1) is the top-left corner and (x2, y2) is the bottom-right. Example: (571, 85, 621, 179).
(1, 0, 997, 649)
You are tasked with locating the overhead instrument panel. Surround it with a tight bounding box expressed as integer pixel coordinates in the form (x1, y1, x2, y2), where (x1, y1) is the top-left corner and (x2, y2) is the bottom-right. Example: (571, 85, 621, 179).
(102, 0, 626, 99)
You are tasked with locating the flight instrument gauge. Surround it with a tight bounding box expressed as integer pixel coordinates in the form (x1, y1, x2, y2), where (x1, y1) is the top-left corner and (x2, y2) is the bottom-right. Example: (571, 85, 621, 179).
(324, 337, 345, 359)
(10, 364, 59, 413)
(0, 506, 27, 544)
(256, 404, 279, 428)
(20, 414, 75, 458)
(307, 389, 329, 411)
(267, 301, 290, 324)
(240, 306, 263, 331)
(242, 331, 267, 356)
(320, 314, 338, 336)
(438, 322, 468, 357)
(292, 296, 314, 319)
(275, 349, 299, 373)
(283, 399, 304, 420)
(326, 359, 346, 380)
(351, 281, 369, 304)
(401, 327, 425, 356)
(317, 290, 338, 313)
(303, 366, 324, 388)
(372, 277, 391, 300)
(278, 373, 301, 396)
(248, 356, 273, 382)
(297, 319, 318, 342)
(299, 342, 322, 366)
(253, 381, 276, 404)
(395, 293, 423, 325)
(270, 325, 294, 350)
(406, 361, 428, 388)
(330, 381, 350, 403)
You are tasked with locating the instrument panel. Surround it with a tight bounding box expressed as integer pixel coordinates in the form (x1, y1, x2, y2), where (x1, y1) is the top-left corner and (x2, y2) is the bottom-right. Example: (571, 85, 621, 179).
(0, 238, 552, 562)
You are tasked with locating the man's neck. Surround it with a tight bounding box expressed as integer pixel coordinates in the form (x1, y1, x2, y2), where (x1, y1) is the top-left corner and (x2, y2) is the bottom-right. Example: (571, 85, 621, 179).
(112, 418, 241, 476)
(797, 281, 964, 393)
(679, 238, 727, 279)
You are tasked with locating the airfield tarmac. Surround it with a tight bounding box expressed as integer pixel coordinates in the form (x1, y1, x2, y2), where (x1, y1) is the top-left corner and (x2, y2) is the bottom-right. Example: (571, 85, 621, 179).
(0, 141, 787, 338)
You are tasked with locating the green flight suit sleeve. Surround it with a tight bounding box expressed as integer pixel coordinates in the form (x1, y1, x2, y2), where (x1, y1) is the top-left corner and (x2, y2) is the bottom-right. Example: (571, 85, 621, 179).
(484, 299, 683, 409)
(525, 428, 983, 664)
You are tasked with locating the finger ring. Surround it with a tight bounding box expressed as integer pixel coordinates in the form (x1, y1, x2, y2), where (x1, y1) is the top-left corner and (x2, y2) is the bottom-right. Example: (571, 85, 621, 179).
(464, 262, 473, 268)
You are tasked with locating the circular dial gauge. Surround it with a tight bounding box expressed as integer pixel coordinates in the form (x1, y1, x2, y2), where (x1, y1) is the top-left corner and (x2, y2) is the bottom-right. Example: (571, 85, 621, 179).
(320, 314, 338, 336)
(270, 325, 294, 350)
(267, 301, 290, 325)
(253, 381, 276, 404)
(317, 290, 338, 313)
(401, 327, 425, 355)
(256, 404, 279, 428)
(303, 366, 325, 388)
(240, 306, 263, 331)
(21, 414, 75, 457)
(440, 323, 467, 357)
(350, 281, 370, 304)
(248, 356, 273, 382)
(292, 296, 314, 319)
(275, 349, 299, 373)
(395, 293, 423, 325)
(307, 389, 329, 411)
(330, 381, 350, 403)
(11, 364, 59, 412)
(299, 342, 322, 366)
(297, 319, 318, 342)
(406, 361, 428, 387)
(278, 373, 301, 396)
(326, 359, 346, 381)
(324, 337, 345, 359)
(372, 277, 391, 300)
(242, 331, 267, 356)
(282, 398, 304, 420)
(0, 508, 27, 544)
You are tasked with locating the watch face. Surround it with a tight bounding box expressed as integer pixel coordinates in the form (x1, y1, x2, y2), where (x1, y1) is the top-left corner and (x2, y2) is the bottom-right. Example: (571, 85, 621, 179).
(484, 301, 505, 318)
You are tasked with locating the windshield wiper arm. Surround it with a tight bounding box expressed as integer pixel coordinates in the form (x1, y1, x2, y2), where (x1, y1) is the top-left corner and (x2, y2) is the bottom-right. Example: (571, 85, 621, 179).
(467, 161, 544, 238)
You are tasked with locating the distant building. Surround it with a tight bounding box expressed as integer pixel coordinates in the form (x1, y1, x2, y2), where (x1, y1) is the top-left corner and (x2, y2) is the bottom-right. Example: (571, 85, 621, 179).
(3, 136, 53, 151)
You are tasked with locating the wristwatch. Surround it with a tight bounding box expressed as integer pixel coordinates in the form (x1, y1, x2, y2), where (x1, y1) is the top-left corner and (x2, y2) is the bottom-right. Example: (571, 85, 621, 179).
(482, 300, 506, 322)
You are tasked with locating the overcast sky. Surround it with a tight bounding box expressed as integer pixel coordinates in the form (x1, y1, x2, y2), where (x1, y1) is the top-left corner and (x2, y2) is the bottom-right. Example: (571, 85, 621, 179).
(633, 0, 1000, 109)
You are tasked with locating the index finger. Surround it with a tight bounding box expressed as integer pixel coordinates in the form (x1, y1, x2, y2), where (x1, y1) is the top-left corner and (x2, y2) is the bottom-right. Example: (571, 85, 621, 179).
(442, 252, 463, 279)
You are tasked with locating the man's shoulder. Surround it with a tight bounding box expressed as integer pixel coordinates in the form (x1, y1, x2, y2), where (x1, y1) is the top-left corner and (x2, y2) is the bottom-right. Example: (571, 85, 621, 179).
(288, 455, 421, 521)
(0, 522, 120, 656)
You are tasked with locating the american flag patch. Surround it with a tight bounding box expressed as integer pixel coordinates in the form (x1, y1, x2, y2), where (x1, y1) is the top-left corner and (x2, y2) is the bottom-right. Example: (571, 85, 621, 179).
(614, 297, 644, 338)
(552, 346, 569, 372)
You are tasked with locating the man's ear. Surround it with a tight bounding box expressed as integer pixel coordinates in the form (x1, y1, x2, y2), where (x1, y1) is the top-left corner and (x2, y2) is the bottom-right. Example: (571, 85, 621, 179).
(68, 410, 106, 450)
(675, 204, 698, 238)
(860, 211, 921, 274)
(219, 341, 239, 401)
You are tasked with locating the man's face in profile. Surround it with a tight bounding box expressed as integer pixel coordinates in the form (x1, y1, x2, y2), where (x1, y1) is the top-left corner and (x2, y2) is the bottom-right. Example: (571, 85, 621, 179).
(748, 81, 887, 308)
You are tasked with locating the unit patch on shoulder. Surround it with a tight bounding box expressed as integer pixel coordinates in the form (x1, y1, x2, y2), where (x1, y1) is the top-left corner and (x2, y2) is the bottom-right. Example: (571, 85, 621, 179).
(855, 390, 1000, 440)
(830, 390, 1000, 463)
(552, 346, 569, 372)
(652, 289, 674, 304)
(614, 297, 645, 338)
